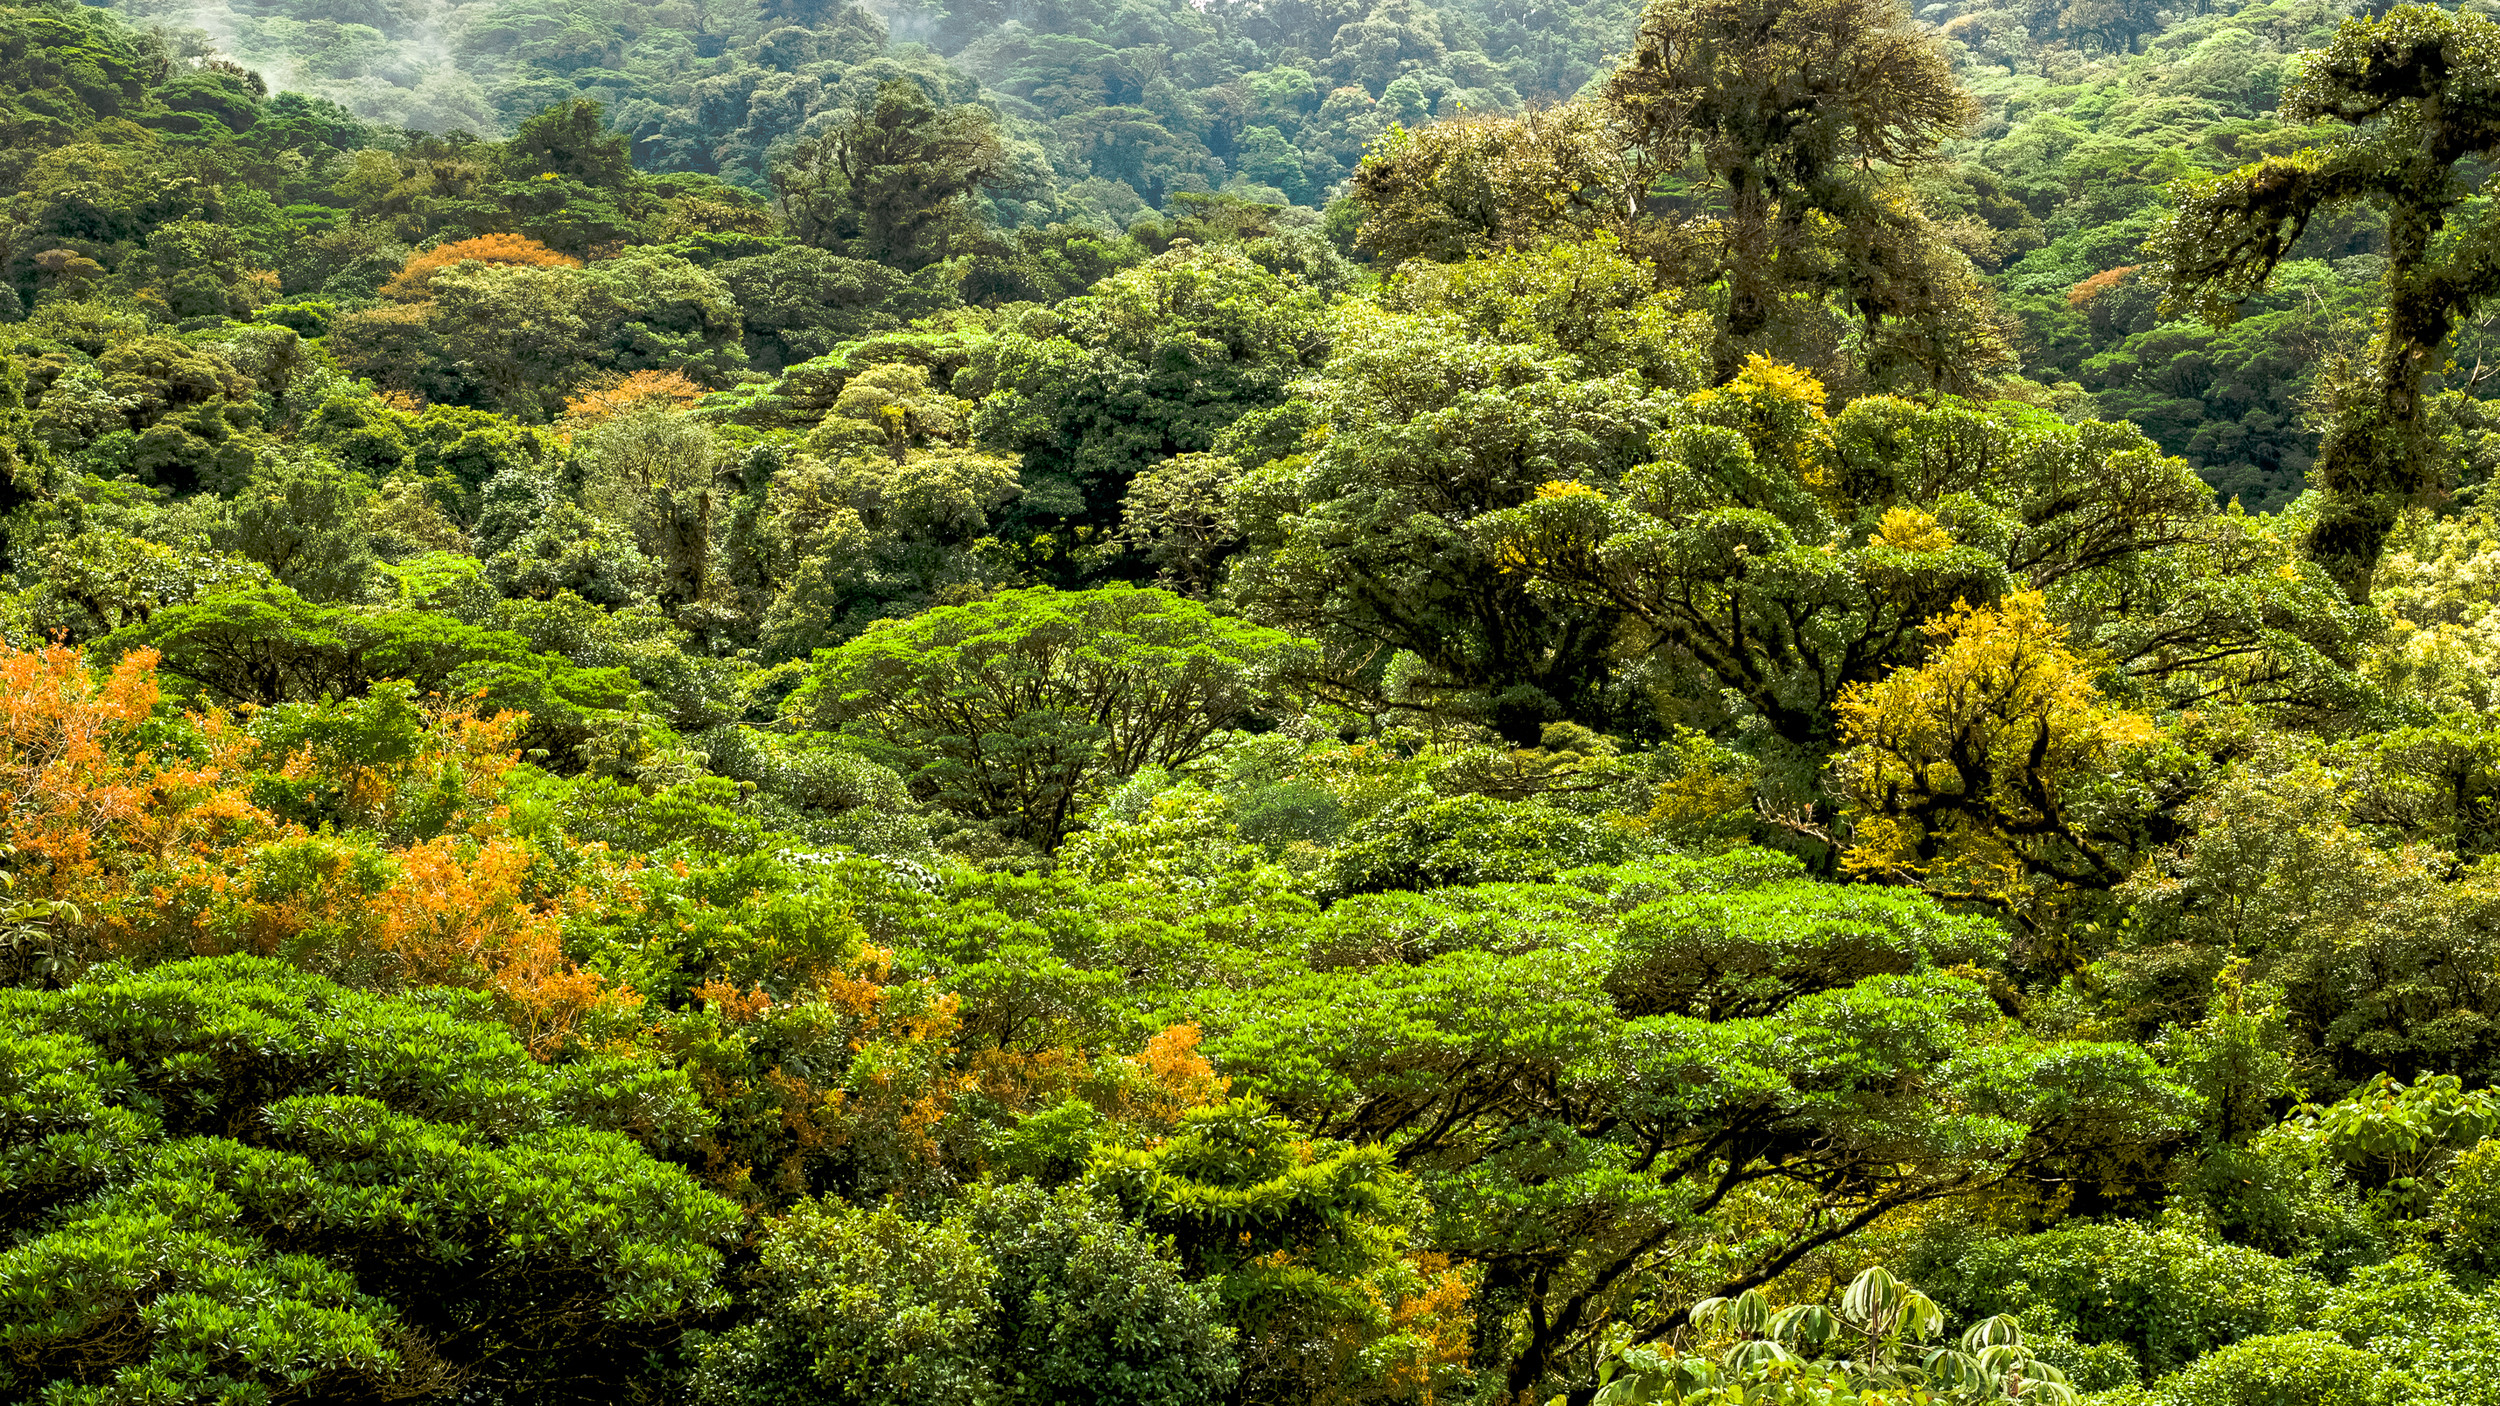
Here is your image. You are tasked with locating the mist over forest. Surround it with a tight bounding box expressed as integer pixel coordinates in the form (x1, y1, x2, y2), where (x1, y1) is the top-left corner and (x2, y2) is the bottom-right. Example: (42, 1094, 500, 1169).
(21, 0, 2500, 1402)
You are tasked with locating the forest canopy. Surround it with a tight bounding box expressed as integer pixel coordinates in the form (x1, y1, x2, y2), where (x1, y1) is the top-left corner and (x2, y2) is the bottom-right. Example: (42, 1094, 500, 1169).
(18, 0, 2500, 1402)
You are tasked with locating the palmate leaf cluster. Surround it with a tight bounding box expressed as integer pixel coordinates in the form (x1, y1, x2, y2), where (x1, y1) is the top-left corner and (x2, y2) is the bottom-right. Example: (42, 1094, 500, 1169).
(1581, 1269, 2077, 1404)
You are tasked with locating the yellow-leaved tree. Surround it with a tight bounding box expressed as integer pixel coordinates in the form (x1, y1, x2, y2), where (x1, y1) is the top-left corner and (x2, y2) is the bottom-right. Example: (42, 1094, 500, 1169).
(1835, 592, 2170, 953)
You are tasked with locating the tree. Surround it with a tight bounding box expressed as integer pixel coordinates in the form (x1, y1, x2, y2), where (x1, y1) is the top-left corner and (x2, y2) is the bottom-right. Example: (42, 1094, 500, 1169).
(563, 370, 708, 427)
(1322, 794, 1649, 896)
(302, 392, 411, 473)
(577, 404, 730, 609)
(966, 241, 1330, 554)
(774, 80, 1010, 272)
(500, 97, 635, 189)
(2114, 736, 2500, 1091)
(0, 1, 153, 198)
(784, 585, 1312, 850)
(2145, 4, 2500, 602)
(406, 404, 548, 519)
(691, 1183, 1237, 1406)
(1199, 950, 2189, 1397)
(1231, 237, 1705, 739)
(143, 217, 278, 318)
(1350, 105, 1640, 266)
(0, 643, 259, 978)
(353, 249, 748, 417)
(714, 244, 905, 371)
(0, 641, 638, 1031)
(0, 957, 736, 1405)
(217, 451, 379, 603)
(1603, 858, 2008, 1018)
(1469, 371, 2353, 762)
(97, 586, 641, 761)
(327, 302, 460, 406)
(15, 526, 270, 642)
(1118, 451, 1243, 597)
(401, 260, 601, 418)
(377, 231, 580, 302)
(2137, 1332, 2408, 1406)
(475, 466, 662, 610)
(91, 334, 260, 492)
(752, 439, 1021, 661)
(1088, 1098, 1476, 1406)
(958, 1181, 1239, 1406)
(1604, 0, 1995, 383)
(686, 1199, 997, 1406)
(1911, 1218, 2329, 1379)
(579, 247, 750, 387)
(1833, 592, 2171, 944)
(2155, 961, 2305, 1149)
(810, 360, 966, 463)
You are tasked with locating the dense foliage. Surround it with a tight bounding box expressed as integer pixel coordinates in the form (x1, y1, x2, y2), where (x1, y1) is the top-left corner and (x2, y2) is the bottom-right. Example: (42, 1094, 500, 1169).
(22, 0, 2500, 1402)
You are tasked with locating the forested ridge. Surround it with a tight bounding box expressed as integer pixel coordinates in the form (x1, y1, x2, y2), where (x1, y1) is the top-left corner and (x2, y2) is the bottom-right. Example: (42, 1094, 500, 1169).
(18, 0, 2500, 1400)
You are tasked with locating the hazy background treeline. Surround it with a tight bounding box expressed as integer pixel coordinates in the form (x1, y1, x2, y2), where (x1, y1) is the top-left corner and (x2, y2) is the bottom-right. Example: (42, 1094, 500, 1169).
(96, 0, 1640, 216)
(58, 0, 2500, 508)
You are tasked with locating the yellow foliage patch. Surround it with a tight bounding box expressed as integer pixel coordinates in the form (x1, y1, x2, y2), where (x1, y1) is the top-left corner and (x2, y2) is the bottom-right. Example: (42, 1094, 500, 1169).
(1874, 505, 1955, 554)
(1835, 593, 2160, 929)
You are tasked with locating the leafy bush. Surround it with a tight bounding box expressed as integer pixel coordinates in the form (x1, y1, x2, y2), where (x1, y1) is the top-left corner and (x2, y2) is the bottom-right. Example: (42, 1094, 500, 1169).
(1587, 1267, 2080, 1404)
(1911, 1220, 2327, 1376)
(1323, 794, 1647, 896)
(2146, 1331, 2411, 1406)
(687, 1199, 997, 1406)
(2318, 1257, 2500, 1406)
(693, 1182, 1237, 1406)
(2437, 1138, 2500, 1279)
(0, 957, 736, 1405)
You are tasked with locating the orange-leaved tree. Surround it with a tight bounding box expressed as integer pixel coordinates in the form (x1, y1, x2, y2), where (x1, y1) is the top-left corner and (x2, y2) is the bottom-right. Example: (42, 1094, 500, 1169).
(0, 643, 633, 1049)
(1, 644, 264, 979)
(963, 1020, 1234, 1135)
(380, 232, 581, 302)
(224, 828, 635, 1055)
(561, 369, 708, 428)
(669, 944, 972, 1209)
(2067, 264, 2138, 308)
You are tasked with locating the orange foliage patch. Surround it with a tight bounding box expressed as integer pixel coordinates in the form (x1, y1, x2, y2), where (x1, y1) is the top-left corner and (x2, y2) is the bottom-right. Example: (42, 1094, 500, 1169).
(1374, 1253, 1476, 1405)
(560, 369, 708, 426)
(2067, 264, 2138, 307)
(1, 645, 265, 958)
(965, 1044, 1091, 1111)
(1131, 1022, 1231, 1115)
(0, 643, 628, 1054)
(679, 951, 973, 1207)
(373, 835, 636, 1055)
(256, 704, 528, 837)
(1251, 1245, 1475, 1406)
(691, 980, 774, 1023)
(962, 1021, 1231, 1137)
(380, 233, 580, 302)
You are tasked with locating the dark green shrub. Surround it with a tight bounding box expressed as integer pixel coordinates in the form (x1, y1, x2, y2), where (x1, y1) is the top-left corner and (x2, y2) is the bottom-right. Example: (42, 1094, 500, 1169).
(0, 957, 737, 1405)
